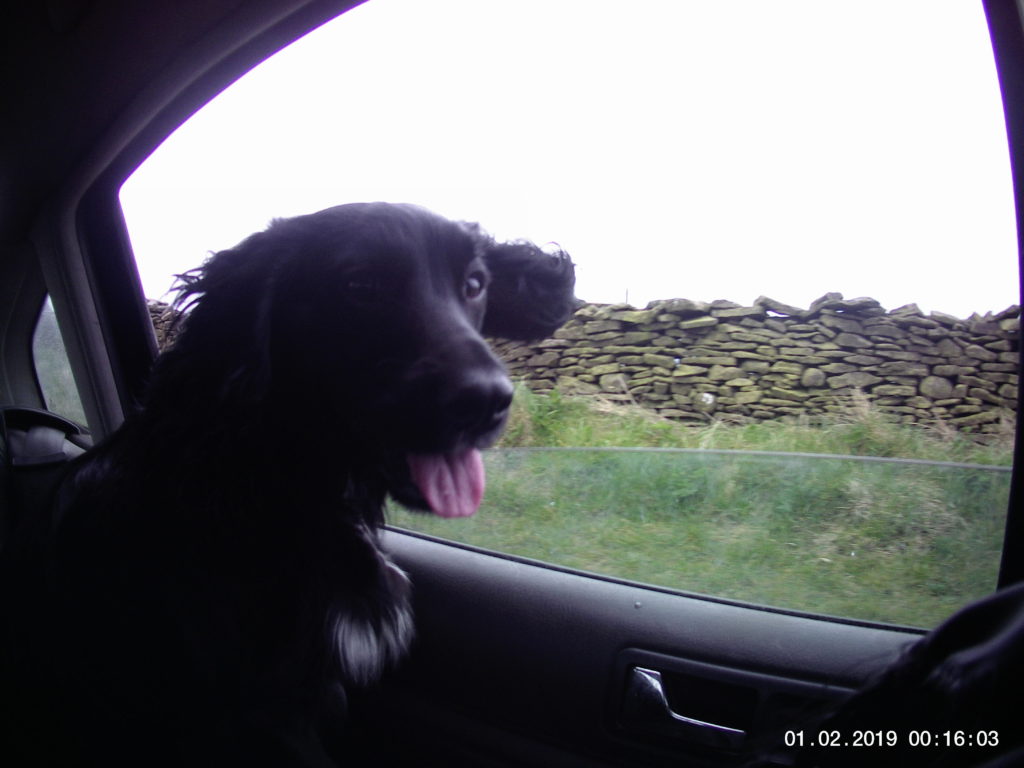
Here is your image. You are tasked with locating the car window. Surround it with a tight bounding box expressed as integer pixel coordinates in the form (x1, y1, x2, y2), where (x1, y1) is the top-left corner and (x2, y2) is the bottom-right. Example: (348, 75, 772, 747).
(32, 296, 87, 426)
(119, 0, 1017, 627)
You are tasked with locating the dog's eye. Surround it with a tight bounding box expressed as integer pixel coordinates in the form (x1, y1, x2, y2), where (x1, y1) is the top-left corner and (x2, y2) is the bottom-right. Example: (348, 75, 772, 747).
(464, 272, 486, 300)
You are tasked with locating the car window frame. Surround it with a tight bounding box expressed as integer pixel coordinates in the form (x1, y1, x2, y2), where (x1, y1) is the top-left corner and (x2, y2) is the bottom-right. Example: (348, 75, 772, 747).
(987, 0, 1024, 590)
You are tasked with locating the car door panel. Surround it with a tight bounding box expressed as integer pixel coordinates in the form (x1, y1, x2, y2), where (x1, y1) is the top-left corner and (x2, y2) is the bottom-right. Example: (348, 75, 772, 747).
(348, 531, 915, 766)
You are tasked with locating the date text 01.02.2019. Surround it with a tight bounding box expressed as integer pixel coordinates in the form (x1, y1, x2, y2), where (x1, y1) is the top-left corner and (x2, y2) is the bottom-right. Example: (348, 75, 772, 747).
(784, 730, 1000, 749)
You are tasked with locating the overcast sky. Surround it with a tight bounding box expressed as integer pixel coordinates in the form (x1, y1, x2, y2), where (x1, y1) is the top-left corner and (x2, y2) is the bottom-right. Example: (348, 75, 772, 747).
(120, 0, 1019, 318)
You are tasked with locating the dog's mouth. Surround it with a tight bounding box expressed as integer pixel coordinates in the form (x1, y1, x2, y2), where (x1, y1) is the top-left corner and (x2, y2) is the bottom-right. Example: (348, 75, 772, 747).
(404, 449, 485, 518)
(374, 363, 513, 519)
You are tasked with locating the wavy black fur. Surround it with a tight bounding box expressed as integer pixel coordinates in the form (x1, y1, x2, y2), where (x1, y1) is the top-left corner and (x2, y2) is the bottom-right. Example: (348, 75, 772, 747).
(0, 202, 575, 767)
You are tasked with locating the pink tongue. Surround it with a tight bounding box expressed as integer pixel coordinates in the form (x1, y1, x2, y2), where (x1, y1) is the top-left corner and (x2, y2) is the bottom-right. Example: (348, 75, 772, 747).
(407, 449, 485, 518)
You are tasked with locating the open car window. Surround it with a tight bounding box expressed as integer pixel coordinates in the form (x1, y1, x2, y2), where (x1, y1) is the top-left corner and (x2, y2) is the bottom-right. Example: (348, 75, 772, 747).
(32, 297, 87, 427)
(119, 0, 1018, 628)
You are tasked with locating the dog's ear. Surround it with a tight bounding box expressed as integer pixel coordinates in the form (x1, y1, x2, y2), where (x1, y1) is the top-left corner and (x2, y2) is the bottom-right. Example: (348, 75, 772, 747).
(164, 227, 284, 408)
(477, 236, 577, 341)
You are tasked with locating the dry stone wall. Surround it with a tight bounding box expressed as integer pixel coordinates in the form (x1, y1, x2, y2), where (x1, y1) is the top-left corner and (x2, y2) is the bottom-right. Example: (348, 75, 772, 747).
(489, 294, 1021, 434)
(147, 293, 1020, 433)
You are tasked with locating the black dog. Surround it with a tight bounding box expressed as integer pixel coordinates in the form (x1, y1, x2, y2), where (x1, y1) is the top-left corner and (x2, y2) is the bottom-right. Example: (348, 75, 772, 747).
(0, 202, 575, 766)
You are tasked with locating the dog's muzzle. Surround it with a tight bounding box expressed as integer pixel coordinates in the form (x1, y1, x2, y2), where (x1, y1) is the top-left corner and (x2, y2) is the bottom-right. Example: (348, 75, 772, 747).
(383, 358, 513, 518)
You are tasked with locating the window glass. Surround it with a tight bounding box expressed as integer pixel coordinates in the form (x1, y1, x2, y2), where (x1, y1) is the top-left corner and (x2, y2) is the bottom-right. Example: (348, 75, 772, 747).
(389, 445, 1011, 627)
(32, 296, 87, 426)
(119, 0, 1018, 627)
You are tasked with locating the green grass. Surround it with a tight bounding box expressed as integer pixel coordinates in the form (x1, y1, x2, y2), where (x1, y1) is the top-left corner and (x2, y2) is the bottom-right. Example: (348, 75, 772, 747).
(496, 386, 1014, 464)
(388, 387, 1013, 627)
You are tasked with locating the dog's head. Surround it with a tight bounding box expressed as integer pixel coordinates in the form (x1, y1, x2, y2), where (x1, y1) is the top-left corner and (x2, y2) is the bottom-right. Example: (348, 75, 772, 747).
(166, 203, 575, 519)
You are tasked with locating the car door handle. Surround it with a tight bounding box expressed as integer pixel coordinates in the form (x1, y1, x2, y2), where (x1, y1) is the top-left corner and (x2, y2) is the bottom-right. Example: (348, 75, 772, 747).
(621, 666, 746, 750)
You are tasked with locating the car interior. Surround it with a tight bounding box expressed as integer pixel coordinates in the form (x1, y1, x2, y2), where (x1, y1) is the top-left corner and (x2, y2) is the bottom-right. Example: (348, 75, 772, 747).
(2, 1, 1023, 766)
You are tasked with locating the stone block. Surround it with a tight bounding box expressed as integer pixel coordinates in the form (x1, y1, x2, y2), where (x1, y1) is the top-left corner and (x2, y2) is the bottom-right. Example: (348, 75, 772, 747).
(609, 308, 660, 324)
(708, 365, 745, 381)
(526, 351, 561, 367)
(919, 376, 954, 399)
(769, 361, 804, 375)
(827, 372, 882, 389)
(873, 385, 916, 397)
(671, 365, 708, 378)
(642, 352, 677, 369)
(599, 373, 629, 392)
(964, 344, 999, 362)
(834, 332, 873, 349)
(678, 316, 719, 330)
(801, 368, 827, 388)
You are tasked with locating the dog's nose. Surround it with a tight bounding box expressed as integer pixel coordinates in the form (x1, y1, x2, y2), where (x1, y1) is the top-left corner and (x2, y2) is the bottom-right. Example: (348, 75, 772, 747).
(447, 369, 515, 438)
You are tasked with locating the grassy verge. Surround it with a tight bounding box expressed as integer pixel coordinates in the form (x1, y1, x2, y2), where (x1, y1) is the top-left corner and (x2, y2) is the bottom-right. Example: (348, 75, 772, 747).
(496, 386, 1014, 463)
(388, 387, 1013, 627)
